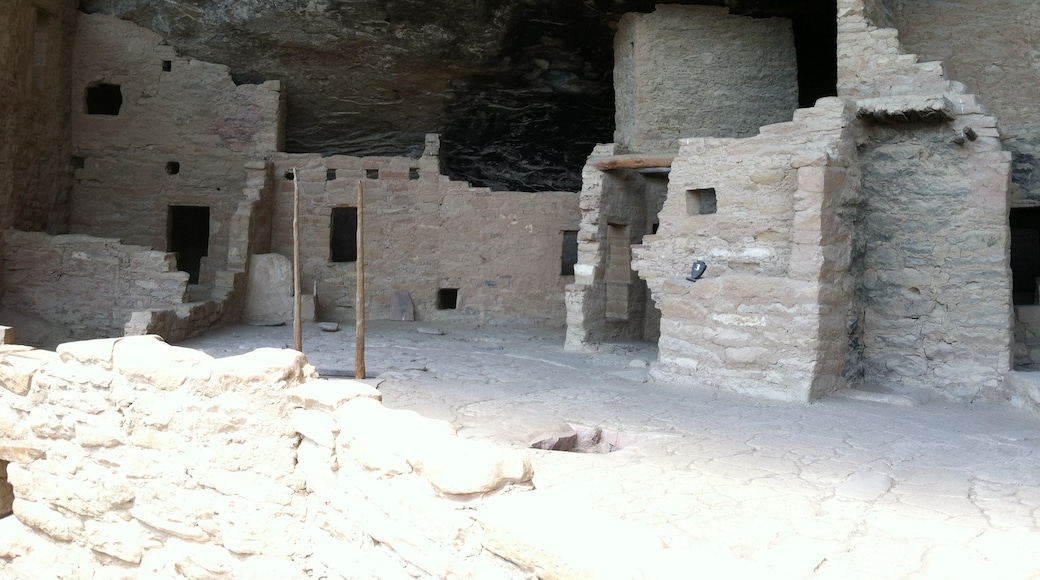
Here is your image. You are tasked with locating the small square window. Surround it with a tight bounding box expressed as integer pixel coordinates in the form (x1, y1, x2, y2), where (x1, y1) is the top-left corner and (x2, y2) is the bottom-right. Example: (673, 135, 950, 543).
(686, 188, 717, 215)
(85, 83, 122, 115)
(409, 168, 420, 180)
(437, 288, 458, 310)
(71, 156, 85, 169)
(166, 161, 180, 175)
(366, 168, 379, 179)
(162, 60, 172, 72)
(284, 171, 295, 180)
(330, 207, 358, 263)
(327, 169, 337, 181)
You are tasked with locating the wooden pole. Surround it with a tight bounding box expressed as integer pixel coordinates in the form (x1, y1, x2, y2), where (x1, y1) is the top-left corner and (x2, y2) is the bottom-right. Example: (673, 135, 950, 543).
(292, 167, 303, 352)
(355, 180, 366, 379)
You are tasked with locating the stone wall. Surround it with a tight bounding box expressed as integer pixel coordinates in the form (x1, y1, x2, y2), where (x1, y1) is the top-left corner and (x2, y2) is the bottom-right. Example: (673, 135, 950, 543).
(2, 231, 188, 339)
(891, 0, 1040, 205)
(0, 0, 78, 295)
(565, 144, 666, 350)
(613, 5, 799, 154)
(852, 123, 1012, 400)
(269, 143, 579, 324)
(630, 99, 858, 401)
(0, 337, 656, 578)
(67, 13, 284, 290)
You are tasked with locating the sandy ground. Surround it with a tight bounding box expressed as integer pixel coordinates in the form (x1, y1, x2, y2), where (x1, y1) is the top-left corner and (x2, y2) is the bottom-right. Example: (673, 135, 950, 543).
(176, 319, 1040, 579)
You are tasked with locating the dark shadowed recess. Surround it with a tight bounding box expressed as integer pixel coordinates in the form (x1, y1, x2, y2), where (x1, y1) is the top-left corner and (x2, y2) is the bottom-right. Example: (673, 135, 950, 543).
(80, 0, 835, 192)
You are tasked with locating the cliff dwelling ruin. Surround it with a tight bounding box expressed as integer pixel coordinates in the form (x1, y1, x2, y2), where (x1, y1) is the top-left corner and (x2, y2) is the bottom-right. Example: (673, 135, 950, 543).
(2, 0, 1040, 577)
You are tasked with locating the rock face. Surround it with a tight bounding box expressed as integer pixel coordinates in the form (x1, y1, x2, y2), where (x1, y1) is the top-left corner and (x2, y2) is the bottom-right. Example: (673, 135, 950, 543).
(78, 0, 834, 192)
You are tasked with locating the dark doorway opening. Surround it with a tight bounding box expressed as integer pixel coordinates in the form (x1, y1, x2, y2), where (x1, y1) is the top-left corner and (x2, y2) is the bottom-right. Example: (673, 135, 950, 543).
(168, 206, 210, 284)
(1011, 208, 1040, 304)
(330, 207, 358, 263)
(791, 3, 838, 108)
(85, 83, 123, 115)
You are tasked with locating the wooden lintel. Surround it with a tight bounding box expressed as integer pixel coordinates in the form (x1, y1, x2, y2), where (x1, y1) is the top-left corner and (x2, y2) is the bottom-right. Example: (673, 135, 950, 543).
(592, 154, 675, 172)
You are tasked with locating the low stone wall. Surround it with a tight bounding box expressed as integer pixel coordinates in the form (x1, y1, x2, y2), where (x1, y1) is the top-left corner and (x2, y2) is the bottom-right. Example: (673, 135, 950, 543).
(1, 230, 188, 339)
(2, 337, 652, 578)
(270, 143, 579, 325)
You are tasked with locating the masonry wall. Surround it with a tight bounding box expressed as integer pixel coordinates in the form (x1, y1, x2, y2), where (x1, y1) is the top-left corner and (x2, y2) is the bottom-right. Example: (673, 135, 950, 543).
(565, 145, 666, 350)
(269, 149, 579, 324)
(0, 0, 78, 295)
(0, 338, 666, 578)
(2, 231, 188, 339)
(630, 100, 857, 401)
(613, 5, 799, 154)
(852, 123, 1012, 400)
(67, 13, 283, 290)
(891, 0, 1040, 204)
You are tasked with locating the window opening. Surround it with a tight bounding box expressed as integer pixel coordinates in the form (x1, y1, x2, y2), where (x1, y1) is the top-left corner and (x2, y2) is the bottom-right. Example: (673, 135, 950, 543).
(561, 230, 578, 276)
(366, 168, 379, 179)
(167, 206, 210, 284)
(85, 83, 122, 115)
(409, 168, 420, 180)
(686, 188, 717, 215)
(1010, 207, 1040, 305)
(437, 288, 459, 310)
(166, 161, 180, 175)
(330, 207, 358, 263)
(327, 169, 337, 180)
(71, 156, 85, 169)
(284, 171, 294, 180)
(162, 60, 172, 72)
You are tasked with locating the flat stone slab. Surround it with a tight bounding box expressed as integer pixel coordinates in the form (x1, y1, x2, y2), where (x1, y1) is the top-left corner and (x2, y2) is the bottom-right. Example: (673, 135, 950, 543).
(390, 290, 415, 321)
(317, 322, 339, 332)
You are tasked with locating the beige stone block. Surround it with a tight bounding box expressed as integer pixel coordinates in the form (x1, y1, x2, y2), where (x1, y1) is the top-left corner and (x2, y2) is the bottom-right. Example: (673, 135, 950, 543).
(112, 335, 213, 391)
(84, 519, 148, 564)
(206, 347, 316, 397)
(56, 337, 121, 369)
(286, 379, 381, 412)
(75, 424, 125, 448)
(0, 326, 13, 344)
(412, 437, 533, 497)
(130, 505, 211, 542)
(0, 348, 59, 396)
(0, 445, 45, 464)
(13, 499, 83, 542)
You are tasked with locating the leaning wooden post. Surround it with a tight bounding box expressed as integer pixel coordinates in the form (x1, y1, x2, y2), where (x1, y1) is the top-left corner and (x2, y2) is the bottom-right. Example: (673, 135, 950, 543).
(292, 167, 303, 352)
(355, 180, 366, 379)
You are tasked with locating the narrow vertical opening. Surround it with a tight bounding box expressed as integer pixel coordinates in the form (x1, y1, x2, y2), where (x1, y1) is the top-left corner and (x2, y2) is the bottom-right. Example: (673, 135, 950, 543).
(330, 207, 358, 263)
(326, 169, 337, 181)
(162, 60, 172, 72)
(561, 230, 578, 276)
(168, 206, 210, 284)
(1011, 207, 1040, 305)
(437, 288, 459, 310)
(792, 4, 838, 108)
(409, 168, 420, 180)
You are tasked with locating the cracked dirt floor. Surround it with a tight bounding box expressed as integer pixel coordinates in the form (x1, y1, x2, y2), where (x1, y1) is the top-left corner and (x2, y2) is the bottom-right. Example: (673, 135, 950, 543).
(180, 320, 1040, 579)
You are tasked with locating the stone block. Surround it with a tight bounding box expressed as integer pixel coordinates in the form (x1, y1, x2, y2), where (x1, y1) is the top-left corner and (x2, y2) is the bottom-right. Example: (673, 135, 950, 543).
(14, 500, 84, 542)
(286, 379, 381, 412)
(244, 253, 294, 325)
(0, 347, 59, 396)
(0, 326, 13, 344)
(412, 437, 533, 496)
(112, 335, 213, 392)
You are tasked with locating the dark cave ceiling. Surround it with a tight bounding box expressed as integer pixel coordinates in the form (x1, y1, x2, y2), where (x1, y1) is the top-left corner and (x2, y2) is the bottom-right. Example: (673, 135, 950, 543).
(79, 0, 835, 191)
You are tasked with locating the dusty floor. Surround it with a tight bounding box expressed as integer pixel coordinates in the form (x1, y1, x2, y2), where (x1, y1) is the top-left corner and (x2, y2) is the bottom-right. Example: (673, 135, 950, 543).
(179, 320, 1040, 579)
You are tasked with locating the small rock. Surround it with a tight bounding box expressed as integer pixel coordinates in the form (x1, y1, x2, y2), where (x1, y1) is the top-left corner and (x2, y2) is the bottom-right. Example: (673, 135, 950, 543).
(416, 327, 443, 335)
(317, 322, 339, 332)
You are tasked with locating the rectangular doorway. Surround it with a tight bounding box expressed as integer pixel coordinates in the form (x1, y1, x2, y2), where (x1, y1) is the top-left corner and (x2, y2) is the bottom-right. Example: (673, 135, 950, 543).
(167, 205, 210, 284)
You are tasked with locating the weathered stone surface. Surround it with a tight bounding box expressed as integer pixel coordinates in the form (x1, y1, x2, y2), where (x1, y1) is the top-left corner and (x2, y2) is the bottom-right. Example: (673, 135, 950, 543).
(243, 254, 294, 326)
(0, 347, 59, 396)
(286, 379, 381, 412)
(412, 437, 533, 496)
